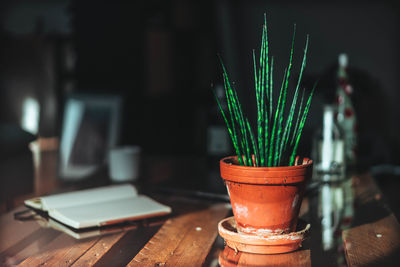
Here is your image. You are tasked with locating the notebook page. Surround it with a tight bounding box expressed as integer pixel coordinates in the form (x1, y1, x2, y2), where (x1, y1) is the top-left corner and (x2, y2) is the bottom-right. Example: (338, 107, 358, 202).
(38, 184, 137, 211)
(48, 195, 171, 229)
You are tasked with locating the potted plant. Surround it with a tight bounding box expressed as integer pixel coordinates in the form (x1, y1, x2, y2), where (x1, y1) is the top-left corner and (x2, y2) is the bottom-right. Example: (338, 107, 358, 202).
(215, 14, 315, 250)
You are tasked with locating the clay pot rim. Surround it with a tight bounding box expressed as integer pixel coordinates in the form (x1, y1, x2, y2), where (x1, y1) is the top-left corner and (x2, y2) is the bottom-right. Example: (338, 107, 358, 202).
(220, 155, 313, 184)
(220, 155, 313, 170)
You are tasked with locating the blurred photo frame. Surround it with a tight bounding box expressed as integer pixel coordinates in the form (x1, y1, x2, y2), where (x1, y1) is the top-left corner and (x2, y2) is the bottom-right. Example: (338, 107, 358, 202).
(59, 94, 122, 180)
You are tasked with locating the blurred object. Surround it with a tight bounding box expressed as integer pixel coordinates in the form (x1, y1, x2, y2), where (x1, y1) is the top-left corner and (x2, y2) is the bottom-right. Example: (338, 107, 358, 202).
(21, 97, 40, 135)
(335, 54, 357, 166)
(371, 164, 400, 177)
(145, 29, 174, 96)
(303, 53, 391, 172)
(371, 164, 400, 220)
(0, 35, 60, 137)
(312, 105, 345, 181)
(207, 84, 230, 157)
(156, 187, 230, 202)
(0, 124, 35, 211)
(320, 183, 339, 251)
(31, 136, 59, 151)
(29, 137, 59, 196)
(1, 0, 76, 140)
(219, 244, 310, 267)
(2, 1, 71, 35)
(315, 178, 353, 254)
(205, 83, 231, 192)
(59, 94, 122, 180)
(109, 146, 141, 183)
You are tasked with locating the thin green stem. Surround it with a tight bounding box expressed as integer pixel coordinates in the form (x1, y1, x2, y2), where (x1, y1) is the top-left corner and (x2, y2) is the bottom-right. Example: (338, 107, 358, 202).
(291, 88, 305, 147)
(246, 118, 259, 166)
(289, 83, 316, 165)
(223, 75, 244, 163)
(269, 57, 274, 121)
(269, 68, 287, 166)
(274, 25, 296, 166)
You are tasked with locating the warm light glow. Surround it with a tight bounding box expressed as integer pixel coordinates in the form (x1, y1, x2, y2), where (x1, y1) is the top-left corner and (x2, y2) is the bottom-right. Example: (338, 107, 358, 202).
(21, 97, 40, 134)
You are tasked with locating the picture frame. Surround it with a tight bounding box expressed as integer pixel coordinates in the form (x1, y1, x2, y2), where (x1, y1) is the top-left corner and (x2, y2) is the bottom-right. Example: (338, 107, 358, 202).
(59, 93, 122, 180)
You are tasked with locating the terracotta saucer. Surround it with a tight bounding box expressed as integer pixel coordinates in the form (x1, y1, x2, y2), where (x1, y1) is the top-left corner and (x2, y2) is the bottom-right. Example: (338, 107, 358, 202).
(218, 216, 310, 254)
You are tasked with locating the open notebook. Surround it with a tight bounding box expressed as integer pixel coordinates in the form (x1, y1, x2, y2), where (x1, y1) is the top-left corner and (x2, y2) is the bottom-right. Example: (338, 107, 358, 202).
(24, 184, 171, 229)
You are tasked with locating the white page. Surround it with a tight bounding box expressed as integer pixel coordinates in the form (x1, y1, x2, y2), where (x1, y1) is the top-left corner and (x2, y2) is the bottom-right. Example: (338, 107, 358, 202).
(25, 184, 138, 211)
(49, 195, 171, 229)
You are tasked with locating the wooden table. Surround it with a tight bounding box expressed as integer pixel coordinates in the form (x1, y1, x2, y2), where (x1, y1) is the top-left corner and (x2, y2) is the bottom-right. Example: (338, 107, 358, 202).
(1, 147, 400, 266)
(0, 196, 230, 266)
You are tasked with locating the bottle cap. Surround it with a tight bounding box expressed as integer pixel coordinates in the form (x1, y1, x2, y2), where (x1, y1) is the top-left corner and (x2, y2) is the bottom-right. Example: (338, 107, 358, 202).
(338, 53, 348, 68)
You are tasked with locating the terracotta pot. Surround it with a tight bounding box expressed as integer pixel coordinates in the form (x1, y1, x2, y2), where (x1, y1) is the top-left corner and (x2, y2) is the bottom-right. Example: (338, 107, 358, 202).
(220, 156, 312, 235)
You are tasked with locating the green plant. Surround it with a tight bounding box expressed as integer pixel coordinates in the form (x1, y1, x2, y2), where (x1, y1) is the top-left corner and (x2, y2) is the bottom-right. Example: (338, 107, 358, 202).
(214, 14, 316, 167)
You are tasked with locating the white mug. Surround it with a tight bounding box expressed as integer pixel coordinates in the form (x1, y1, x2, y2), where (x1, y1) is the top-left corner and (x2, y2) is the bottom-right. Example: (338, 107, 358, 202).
(109, 146, 141, 182)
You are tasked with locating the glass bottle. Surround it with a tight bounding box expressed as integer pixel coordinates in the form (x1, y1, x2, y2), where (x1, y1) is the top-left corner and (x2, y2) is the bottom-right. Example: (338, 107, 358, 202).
(335, 53, 357, 167)
(312, 105, 346, 181)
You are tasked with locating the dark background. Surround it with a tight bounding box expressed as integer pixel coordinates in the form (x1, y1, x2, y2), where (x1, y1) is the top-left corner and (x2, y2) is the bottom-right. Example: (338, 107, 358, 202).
(0, 0, 399, 170)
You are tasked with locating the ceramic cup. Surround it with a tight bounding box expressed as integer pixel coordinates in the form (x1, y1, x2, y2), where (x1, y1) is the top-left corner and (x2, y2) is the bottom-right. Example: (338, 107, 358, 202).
(109, 146, 141, 182)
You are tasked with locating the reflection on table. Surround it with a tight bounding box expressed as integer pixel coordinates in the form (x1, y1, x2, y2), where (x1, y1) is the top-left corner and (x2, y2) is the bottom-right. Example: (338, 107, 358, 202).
(219, 245, 310, 267)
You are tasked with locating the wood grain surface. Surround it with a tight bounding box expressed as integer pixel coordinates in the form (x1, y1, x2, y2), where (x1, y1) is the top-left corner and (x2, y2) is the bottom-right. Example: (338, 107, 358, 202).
(127, 203, 230, 267)
(342, 174, 400, 266)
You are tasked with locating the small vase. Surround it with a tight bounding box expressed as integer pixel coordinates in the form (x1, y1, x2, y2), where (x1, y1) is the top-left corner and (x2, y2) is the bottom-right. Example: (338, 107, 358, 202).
(220, 156, 313, 235)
